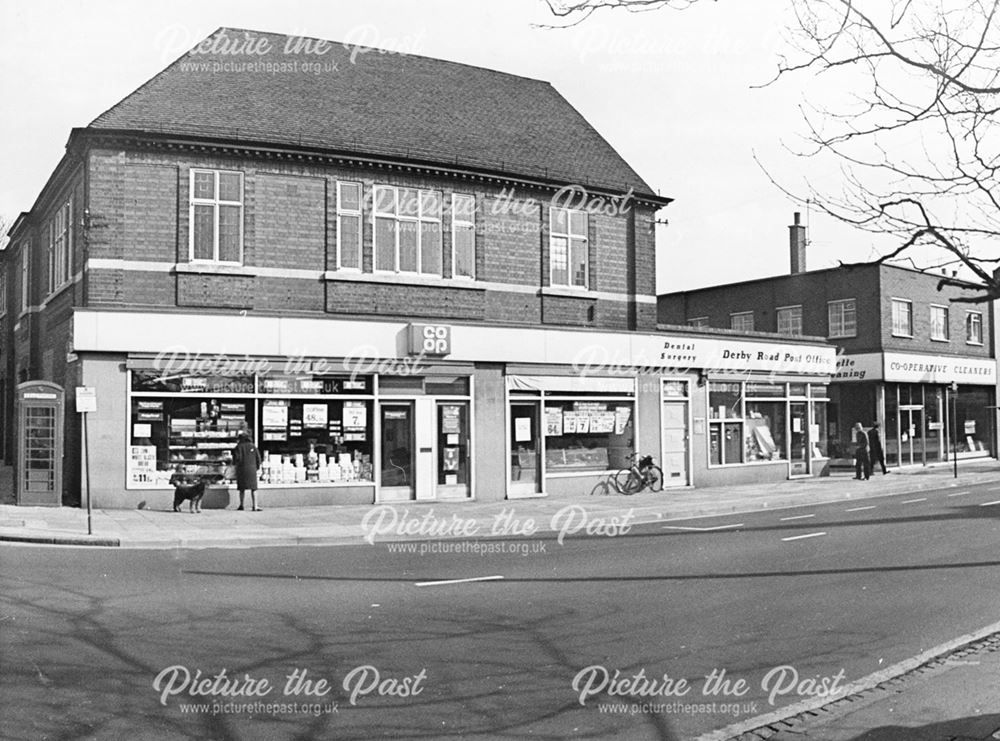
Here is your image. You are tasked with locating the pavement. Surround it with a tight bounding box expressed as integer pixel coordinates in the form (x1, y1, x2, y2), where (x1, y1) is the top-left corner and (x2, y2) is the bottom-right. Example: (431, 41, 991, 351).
(3, 459, 1000, 741)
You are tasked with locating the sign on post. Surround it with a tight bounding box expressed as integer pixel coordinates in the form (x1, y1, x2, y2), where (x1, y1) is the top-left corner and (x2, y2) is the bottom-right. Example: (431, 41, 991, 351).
(76, 387, 97, 413)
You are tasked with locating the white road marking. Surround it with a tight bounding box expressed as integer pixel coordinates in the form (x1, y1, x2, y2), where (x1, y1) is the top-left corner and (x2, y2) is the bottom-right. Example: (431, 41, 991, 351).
(901, 498, 927, 504)
(781, 532, 827, 542)
(415, 575, 505, 587)
(947, 491, 970, 497)
(663, 523, 744, 531)
(979, 500, 1000, 507)
(779, 514, 815, 521)
(846, 505, 877, 512)
(987, 485, 1000, 491)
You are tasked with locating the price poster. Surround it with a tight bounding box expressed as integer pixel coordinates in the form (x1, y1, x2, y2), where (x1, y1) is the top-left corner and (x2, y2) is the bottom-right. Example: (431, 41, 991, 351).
(303, 403, 328, 427)
(129, 445, 157, 484)
(545, 407, 563, 436)
(343, 401, 368, 431)
(615, 407, 632, 435)
(514, 417, 532, 443)
(262, 400, 289, 428)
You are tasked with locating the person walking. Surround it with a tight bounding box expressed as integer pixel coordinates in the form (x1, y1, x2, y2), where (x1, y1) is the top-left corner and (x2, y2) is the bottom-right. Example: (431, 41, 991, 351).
(853, 422, 871, 480)
(868, 421, 889, 475)
(233, 431, 262, 511)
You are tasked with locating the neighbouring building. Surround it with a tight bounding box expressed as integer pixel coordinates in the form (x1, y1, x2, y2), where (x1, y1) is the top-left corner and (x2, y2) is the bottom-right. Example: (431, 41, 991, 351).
(659, 213, 999, 469)
(1, 29, 838, 508)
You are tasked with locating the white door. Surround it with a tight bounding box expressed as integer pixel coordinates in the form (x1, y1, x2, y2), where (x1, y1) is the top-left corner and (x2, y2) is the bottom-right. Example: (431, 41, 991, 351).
(660, 400, 689, 487)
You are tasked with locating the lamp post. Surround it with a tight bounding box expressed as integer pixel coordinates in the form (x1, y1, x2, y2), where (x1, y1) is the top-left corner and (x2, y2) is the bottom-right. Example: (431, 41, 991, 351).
(950, 381, 959, 478)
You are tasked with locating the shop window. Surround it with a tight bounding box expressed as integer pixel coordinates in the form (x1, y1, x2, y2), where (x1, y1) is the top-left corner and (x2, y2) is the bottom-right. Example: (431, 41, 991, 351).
(129, 397, 250, 487)
(828, 299, 856, 338)
(373, 185, 442, 275)
(930, 305, 949, 341)
(776, 306, 802, 336)
(543, 400, 633, 472)
(549, 207, 588, 288)
(811, 401, 829, 457)
(730, 312, 754, 332)
(336, 181, 362, 270)
(189, 170, 243, 263)
(966, 311, 983, 345)
(452, 194, 475, 279)
(257, 398, 373, 484)
(745, 401, 786, 461)
(891, 299, 913, 337)
(708, 382, 743, 465)
(438, 403, 469, 485)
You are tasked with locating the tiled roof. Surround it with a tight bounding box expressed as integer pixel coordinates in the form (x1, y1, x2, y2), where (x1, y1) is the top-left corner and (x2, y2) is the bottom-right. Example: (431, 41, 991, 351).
(89, 28, 664, 199)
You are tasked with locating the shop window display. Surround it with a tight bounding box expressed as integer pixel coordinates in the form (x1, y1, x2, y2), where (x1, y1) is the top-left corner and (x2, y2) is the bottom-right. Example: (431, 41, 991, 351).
(745, 401, 786, 461)
(543, 400, 633, 472)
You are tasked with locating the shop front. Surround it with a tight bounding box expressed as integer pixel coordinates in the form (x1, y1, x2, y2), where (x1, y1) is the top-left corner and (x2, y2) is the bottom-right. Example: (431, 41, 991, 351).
(830, 352, 997, 467)
(69, 311, 837, 508)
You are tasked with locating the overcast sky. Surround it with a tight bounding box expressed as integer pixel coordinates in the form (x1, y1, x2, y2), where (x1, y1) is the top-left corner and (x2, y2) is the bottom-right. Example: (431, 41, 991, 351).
(0, 0, 898, 293)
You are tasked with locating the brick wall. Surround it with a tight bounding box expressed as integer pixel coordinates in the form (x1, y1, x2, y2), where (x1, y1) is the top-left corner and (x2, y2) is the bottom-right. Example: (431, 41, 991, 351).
(81, 147, 649, 330)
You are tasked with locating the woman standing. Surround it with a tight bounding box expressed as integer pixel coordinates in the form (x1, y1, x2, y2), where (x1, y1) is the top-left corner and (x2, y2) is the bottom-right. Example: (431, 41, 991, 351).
(233, 431, 262, 511)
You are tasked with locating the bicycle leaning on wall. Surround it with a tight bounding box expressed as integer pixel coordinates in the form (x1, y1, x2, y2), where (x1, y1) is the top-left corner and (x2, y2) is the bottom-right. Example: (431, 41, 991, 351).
(613, 452, 664, 495)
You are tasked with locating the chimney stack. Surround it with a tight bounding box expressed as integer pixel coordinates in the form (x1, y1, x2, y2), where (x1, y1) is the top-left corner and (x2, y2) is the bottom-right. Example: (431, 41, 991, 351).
(789, 211, 807, 274)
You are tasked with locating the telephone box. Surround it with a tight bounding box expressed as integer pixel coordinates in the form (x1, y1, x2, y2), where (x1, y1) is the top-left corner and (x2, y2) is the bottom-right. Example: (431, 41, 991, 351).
(15, 381, 64, 506)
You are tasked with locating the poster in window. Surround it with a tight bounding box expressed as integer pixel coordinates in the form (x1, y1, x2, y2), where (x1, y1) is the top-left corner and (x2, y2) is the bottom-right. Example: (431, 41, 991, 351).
(545, 408, 563, 436)
(591, 411, 616, 434)
(343, 401, 368, 431)
(303, 403, 328, 428)
(443, 446, 459, 471)
(129, 445, 157, 485)
(563, 412, 578, 434)
(262, 400, 288, 428)
(441, 405, 461, 434)
(615, 407, 632, 435)
(575, 413, 591, 434)
(514, 417, 532, 443)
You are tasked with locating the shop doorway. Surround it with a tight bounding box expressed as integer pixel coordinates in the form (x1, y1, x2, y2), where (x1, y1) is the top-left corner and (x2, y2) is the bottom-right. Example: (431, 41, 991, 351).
(380, 403, 414, 501)
(899, 405, 924, 466)
(789, 401, 809, 476)
(436, 401, 470, 500)
(509, 402, 541, 497)
(660, 381, 689, 487)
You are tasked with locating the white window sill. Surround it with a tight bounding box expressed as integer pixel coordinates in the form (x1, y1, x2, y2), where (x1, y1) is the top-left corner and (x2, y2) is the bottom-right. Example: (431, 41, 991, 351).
(175, 262, 255, 277)
(930, 337, 950, 343)
(966, 341, 984, 346)
(323, 271, 486, 291)
(892, 333, 914, 339)
(540, 286, 594, 299)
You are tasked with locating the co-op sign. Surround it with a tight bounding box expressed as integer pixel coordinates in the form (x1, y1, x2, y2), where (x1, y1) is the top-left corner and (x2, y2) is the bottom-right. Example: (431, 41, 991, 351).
(835, 351, 997, 385)
(408, 324, 451, 356)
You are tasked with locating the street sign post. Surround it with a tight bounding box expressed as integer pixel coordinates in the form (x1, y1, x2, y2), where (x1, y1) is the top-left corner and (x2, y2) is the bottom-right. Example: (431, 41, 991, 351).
(76, 387, 96, 534)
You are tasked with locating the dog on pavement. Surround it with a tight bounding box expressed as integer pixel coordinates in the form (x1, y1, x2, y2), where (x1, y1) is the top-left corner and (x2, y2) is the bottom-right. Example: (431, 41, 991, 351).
(170, 474, 206, 513)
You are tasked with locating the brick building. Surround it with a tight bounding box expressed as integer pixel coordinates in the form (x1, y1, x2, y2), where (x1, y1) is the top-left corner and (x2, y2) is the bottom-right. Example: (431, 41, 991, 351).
(2, 30, 838, 507)
(659, 213, 998, 469)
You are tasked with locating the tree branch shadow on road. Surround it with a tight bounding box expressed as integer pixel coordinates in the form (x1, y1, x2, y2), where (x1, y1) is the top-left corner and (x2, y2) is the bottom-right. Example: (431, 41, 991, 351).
(0, 574, 685, 741)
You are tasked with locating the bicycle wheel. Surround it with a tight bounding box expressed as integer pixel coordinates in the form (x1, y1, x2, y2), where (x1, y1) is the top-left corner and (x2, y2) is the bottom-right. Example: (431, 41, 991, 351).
(647, 465, 664, 492)
(614, 468, 643, 495)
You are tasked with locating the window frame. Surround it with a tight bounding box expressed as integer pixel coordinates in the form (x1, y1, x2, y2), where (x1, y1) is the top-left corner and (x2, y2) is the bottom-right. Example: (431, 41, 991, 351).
(687, 316, 709, 328)
(891, 298, 914, 338)
(827, 298, 857, 339)
(19, 242, 29, 315)
(47, 200, 73, 296)
(451, 193, 476, 280)
(335, 181, 363, 272)
(372, 184, 443, 276)
(966, 310, 984, 345)
(929, 304, 950, 342)
(730, 311, 754, 332)
(188, 169, 245, 265)
(0, 268, 6, 317)
(549, 206, 589, 289)
(776, 304, 803, 336)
